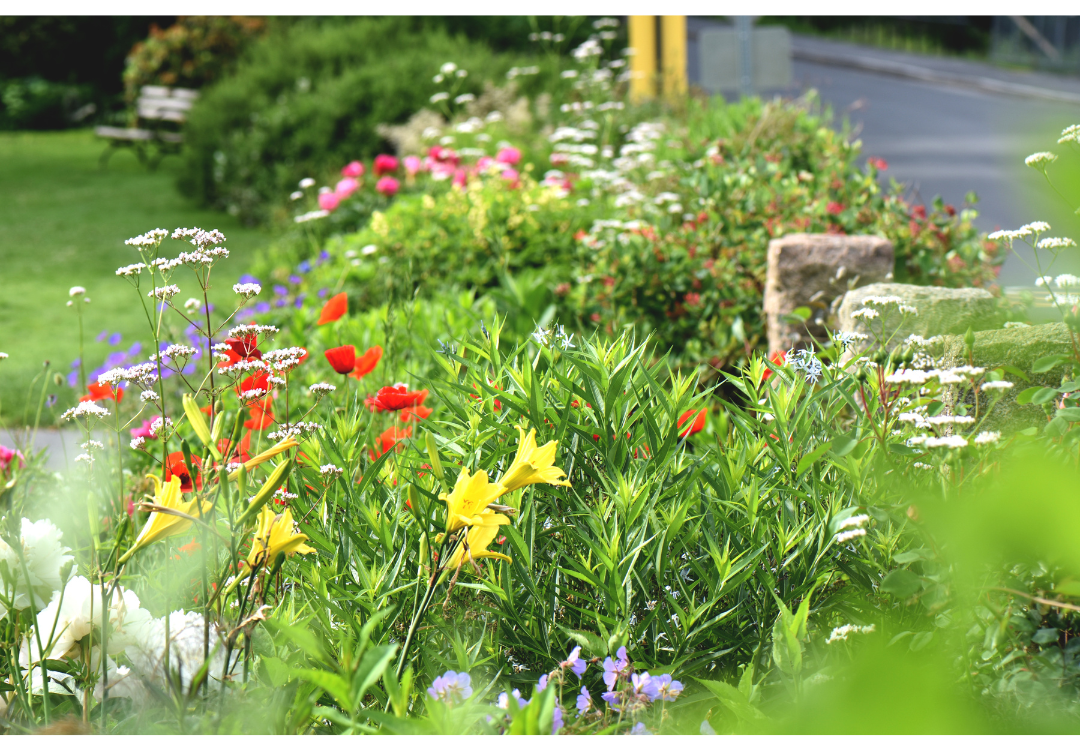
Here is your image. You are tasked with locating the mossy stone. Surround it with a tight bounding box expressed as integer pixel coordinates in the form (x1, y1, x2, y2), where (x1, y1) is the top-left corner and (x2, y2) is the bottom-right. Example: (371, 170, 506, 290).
(930, 323, 1076, 432)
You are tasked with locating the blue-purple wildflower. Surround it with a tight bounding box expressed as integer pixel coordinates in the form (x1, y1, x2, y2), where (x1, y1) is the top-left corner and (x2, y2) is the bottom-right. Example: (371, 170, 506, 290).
(630, 722, 652, 735)
(631, 671, 660, 701)
(653, 674, 684, 702)
(562, 645, 587, 677)
(427, 670, 473, 705)
(602, 646, 628, 689)
(576, 686, 591, 714)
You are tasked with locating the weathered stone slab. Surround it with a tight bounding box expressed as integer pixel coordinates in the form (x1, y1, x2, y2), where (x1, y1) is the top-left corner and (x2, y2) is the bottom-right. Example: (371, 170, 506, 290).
(929, 322, 1076, 432)
(763, 233, 893, 353)
(837, 282, 1002, 347)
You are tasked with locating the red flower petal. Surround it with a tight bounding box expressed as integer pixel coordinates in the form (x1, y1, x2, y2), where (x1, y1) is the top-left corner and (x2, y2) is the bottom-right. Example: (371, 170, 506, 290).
(349, 345, 383, 379)
(324, 345, 357, 374)
(317, 293, 348, 325)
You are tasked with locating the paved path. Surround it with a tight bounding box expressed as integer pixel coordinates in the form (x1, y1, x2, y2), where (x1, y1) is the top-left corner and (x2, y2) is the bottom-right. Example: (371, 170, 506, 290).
(1, 428, 104, 471)
(688, 25, 1080, 286)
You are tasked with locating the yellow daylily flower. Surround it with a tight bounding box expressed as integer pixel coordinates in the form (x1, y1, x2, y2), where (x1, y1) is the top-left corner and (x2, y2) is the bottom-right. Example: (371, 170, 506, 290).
(439, 467, 509, 533)
(444, 513, 512, 569)
(243, 506, 314, 573)
(496, 426, 571, 492)
(119, 475, 213, 563)
(227, 436, 299, 481)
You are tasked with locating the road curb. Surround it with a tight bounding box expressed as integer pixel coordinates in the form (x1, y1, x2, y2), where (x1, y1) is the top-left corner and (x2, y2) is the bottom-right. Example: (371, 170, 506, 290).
(793, 48, 1080, 105)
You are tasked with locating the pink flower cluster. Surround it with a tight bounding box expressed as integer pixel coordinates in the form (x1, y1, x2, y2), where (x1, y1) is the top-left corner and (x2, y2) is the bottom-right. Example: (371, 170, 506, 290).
(318, 154, 404, 211)
(316, 143, 525, 213)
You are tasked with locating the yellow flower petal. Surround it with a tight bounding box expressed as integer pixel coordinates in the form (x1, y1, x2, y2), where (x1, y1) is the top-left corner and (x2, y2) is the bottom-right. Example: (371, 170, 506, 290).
(497, 426, 571, 492)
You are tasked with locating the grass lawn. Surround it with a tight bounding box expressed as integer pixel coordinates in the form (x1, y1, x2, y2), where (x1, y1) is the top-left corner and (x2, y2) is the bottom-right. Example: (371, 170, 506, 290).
(0, 129, 269, 427)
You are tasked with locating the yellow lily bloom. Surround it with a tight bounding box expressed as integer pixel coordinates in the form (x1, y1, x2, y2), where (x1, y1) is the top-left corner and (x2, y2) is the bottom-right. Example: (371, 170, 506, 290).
(439, 467, 509, 533)
(444, 513, 512, 569)
(244, 506, 314, 573)
(227, 436, 299, 481)
(497, 426, 572, 492)
(119, 475, 213, 563)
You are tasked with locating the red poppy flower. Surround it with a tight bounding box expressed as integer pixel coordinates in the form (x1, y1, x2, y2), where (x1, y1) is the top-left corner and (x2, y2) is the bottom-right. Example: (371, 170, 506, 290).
(237, 369, 270, 397)
(400, 404, 433, 422)
(298, 347, 309, 364)
(763, 350, 786, 382)
(244, 397, 274, 430)
(324, 345, 357, 374)
(677, 408, 707, 437)
(217, 348, 242, 369)
(225, 334, 261, 360)
(80, 382, 123, 403)
(372, 385, 428, 411)
(349, 345, 383, 380)
(364, 395, 387, 413)
(164, 452, 202, 492)
(369, 426, 412, 461)
(217, 431, 252, 465)
(317, 293, 348, 325)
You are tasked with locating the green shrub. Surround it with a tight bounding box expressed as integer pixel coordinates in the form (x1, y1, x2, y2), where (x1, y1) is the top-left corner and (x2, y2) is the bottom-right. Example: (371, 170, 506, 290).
(282, 93, 1003, 382)
(0, 77, 95, 130)
(178, 18, 560, 225)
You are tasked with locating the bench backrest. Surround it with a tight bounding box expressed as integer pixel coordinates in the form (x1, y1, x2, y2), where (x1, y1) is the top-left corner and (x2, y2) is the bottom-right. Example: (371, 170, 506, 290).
(136, 86, 200, 123)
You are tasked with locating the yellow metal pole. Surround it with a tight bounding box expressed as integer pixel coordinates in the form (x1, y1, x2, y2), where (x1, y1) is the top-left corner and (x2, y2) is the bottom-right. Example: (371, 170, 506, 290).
(660, 16, 687, 100)
(628, 15, 657, 101)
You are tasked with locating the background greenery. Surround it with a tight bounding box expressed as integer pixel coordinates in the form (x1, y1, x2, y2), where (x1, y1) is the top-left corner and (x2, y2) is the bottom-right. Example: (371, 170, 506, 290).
(0, 129, 265, 426)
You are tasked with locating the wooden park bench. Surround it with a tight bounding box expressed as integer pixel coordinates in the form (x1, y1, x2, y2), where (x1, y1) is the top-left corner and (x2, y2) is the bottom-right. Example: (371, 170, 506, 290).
(95, 86, 199, 169)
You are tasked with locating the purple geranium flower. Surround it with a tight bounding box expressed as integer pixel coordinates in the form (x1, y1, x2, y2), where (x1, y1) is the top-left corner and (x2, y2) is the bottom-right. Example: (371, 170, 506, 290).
(254, 302, 271, 314)
(630, 722, 651, 735)
(631, 671, 659, 701)
(653, 674, 684, 702)
(427, 670, 472, 705)
(108, 332, 122, 346)
(297, 260, 312, 274)
(576, 686, 591, 715)
(602, 646, 628, 689)
(601, 690, 620, 708)
(497, 688, 527, 709)
(96, 330, 109, 343)
(561, 645, 587, 678)
(551, 705, 563, 734)
(239, 273, 261, 286)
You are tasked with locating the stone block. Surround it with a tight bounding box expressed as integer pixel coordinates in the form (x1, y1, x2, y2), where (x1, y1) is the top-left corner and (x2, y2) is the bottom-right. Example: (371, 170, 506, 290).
(837, 282, 1002, 349)
(929, 322, 1076, 433)
(763, 233, 893, 353)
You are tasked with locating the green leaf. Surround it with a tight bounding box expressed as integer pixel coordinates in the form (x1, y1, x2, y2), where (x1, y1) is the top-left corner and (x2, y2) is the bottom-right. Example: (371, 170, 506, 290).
(999, 365, 1031, 383)
(893, 549, 932, 564)
(880, 569, 923, 599)
(1032, 354, 1072, 373)
(1045, 416, 1069, 438)
(796, 441, 832, 477)
(887, 443, 918, 456)
(1032, 628, 1059, 645)
(352, 645, 397, 705)
(1031, 387, 1061, 405)
(560, 626, 607, 657)
(696, 677, 767, 725)
(1056, 407, 1080, 422)
(831, 434, 858, 457)
(1016, 386, 1042, 405)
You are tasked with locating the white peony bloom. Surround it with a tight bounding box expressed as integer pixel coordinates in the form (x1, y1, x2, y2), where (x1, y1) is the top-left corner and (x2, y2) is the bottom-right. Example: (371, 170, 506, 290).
(0, 518, 73, 619)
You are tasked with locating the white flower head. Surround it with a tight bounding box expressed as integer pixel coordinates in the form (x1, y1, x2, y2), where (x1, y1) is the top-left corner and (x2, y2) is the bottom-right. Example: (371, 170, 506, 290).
(69, 286, 86, 298)
(1025, 151, 1057, 169)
